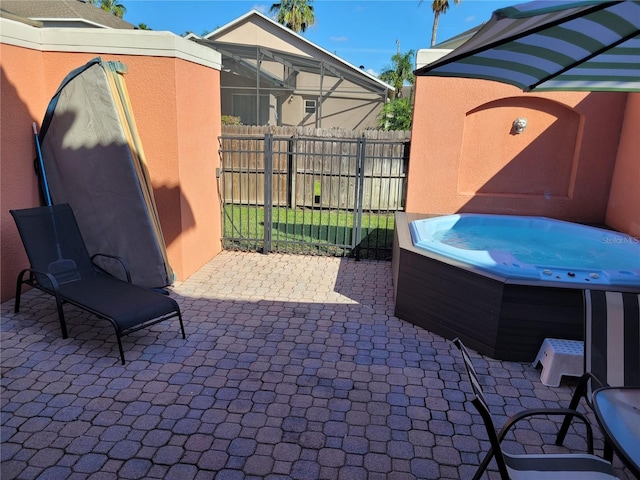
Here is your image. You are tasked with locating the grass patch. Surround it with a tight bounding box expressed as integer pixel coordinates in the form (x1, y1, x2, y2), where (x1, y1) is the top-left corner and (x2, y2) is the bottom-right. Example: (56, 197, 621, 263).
(223, 205, 395, 258)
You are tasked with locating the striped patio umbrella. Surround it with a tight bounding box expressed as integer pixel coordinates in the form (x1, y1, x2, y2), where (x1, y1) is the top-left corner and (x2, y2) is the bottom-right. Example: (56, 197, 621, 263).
(414, 0, 640, 92)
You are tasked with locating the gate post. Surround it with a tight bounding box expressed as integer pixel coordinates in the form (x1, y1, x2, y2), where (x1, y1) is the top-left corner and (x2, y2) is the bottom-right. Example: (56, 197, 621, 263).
(353, 135, 366, 261)
(287, 135, 297, 209)
(263, 133, 273, 254)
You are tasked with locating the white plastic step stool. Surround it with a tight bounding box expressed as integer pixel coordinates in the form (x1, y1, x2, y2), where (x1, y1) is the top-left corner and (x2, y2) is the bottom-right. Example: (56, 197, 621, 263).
(533, 338, 584, 387)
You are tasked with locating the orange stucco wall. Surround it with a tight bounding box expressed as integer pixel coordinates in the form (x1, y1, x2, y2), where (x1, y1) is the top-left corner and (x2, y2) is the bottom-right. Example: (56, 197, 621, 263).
(0, 41, 222, 301)
(606, 93, 640, 238)
(1, 44, 50, 302)
(408, 76, 629, 225)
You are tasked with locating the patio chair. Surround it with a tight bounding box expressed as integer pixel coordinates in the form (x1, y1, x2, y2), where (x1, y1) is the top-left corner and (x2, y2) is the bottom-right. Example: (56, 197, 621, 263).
(10, 204, 185, 364)
(556, 289, 640, 452)
(452, 338, 619, 480)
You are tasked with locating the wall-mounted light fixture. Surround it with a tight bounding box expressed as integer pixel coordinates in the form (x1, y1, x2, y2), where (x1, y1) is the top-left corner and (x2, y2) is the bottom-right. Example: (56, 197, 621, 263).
(512, 117, 527, 134)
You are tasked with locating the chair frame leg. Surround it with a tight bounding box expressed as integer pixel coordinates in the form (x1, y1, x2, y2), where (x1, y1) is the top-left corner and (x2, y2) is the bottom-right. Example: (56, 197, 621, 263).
(603, 440, 614, 462)
(473, 449, 494, 480)
(116, 334, 125, 365)
(111, 310, 183, 365)
(15, 269, 69, 339)
(556, 373, 589, 446)
(54, 295, 68, 339)
(556, 392, 582, 445)
(178, 312, 186, 339)
(14, 272, 24, 314)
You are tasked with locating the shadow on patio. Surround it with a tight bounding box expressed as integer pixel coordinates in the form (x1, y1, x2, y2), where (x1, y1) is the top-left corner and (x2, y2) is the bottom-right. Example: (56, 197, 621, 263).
(0, 252, 634, 479)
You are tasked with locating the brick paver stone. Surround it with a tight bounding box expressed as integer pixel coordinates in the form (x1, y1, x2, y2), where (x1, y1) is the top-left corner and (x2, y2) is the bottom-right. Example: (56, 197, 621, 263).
(0, 252, 634, 480)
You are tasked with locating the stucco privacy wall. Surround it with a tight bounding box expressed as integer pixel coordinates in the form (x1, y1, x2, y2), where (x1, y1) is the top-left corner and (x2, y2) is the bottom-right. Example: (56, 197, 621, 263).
(408, 76, 631, 227)
(0, 19, 222, 302)
(606, 92, 640, 238)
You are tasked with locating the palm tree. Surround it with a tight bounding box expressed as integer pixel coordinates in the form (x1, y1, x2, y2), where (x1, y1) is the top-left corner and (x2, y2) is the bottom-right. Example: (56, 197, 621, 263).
(89, 0, 127, 18)
(378, 48, 415, 130)
(421, 0, 461, 47)
(270, 0, 316, 34)
(379, 49, 415, 99)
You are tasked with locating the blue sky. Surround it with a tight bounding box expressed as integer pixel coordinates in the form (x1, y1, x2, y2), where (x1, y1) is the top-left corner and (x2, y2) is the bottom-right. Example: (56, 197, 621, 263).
(122, 1, 521, 76)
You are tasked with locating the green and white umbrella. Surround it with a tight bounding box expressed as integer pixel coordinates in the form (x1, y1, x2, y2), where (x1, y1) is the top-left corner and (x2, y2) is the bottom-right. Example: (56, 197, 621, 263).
(414, 1, 640, 92)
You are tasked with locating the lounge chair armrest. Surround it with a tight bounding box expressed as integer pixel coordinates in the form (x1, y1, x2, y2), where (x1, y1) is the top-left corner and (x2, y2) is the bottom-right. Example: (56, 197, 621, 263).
(91, 253, 132, 283)
(498, 407, 594, 453)
(19, 267, 61, 294)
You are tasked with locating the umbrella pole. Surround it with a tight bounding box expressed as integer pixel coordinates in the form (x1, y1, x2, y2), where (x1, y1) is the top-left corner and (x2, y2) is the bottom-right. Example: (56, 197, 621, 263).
(33, 122, 52, 206)
(32, 123, 79, 281)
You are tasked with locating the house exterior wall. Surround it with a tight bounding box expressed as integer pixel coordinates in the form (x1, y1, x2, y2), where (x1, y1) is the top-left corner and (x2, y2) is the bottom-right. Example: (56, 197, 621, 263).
(606, 93, 640, 238)
(296, 96, 381, 130)
(282, 95, 303, 126)
(408, 76, 630, 228)
(294, 71, 383, 129)
(0, 19, 222, 302)
(216, 16, 301, 55)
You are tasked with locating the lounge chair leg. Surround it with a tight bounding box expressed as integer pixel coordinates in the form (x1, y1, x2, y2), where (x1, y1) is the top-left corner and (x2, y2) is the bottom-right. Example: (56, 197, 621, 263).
(116, 335, 125, 365)
(54, 296, 68, 338)
(178, 313, 186, 339)
(14, 274, 24, 313)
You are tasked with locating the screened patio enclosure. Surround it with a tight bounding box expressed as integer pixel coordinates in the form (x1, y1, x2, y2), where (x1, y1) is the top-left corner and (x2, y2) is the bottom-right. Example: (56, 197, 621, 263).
(196, 40, 393, 129)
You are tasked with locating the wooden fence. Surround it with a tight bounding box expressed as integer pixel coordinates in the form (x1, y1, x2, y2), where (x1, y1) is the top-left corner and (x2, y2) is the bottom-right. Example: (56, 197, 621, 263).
(219, 126, 411, 211)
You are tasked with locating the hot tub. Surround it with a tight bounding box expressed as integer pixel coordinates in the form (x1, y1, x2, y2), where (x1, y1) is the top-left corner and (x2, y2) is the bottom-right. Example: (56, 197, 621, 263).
(392, 213, 640, 362)
(410, 214, 640, 287)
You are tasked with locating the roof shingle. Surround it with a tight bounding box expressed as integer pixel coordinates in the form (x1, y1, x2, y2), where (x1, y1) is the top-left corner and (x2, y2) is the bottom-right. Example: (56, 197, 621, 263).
(1, 0, 135, 29)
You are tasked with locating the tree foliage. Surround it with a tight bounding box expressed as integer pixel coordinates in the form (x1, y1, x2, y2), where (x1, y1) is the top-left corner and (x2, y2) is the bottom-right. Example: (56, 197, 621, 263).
(378, 98, 413, 131)
(89, 0, 127, 18)
(420, 0, 462, 47)
(270, 0, 316, 33)
(379, 50, 415, 98)
(378, 48, 415, 130)
(222, 115, 243, 126)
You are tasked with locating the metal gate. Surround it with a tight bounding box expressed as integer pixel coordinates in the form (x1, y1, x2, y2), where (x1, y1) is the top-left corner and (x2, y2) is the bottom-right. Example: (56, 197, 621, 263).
(218, 133, 409, 260)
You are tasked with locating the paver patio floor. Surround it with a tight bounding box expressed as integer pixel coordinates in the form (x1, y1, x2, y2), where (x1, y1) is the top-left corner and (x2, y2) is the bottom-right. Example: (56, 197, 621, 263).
(1, 251, 634, 479)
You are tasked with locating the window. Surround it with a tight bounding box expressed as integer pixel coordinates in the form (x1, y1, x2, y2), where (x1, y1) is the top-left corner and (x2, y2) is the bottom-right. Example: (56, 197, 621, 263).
(304, 99, 316, 114)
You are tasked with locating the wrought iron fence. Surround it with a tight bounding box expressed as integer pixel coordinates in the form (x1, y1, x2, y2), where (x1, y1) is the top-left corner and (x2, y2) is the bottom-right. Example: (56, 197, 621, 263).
(218, 128, 409, 260)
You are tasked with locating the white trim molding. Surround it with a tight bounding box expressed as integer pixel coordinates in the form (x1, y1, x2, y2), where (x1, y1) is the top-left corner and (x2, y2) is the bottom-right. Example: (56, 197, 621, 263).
(0, 17, 222, 70)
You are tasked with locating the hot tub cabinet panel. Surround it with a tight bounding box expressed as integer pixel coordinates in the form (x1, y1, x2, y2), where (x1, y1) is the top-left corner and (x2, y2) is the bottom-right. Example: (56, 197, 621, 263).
(495, 285, 583, 361)
(393, 212, 583, 362)
(394, 245, 504, 357)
